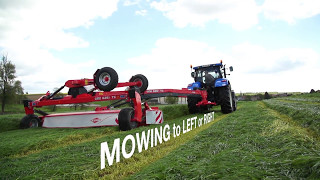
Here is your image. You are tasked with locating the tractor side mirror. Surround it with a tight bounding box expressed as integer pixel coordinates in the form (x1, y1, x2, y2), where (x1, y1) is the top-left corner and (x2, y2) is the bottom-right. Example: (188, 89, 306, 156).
(229, 66, 233, 72)
(191, 72, 195, 78)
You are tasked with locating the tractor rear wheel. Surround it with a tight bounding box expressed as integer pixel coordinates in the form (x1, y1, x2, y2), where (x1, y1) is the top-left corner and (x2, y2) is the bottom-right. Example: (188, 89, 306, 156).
(118, 108, 138, 131)
(129, 74, 148, 93)
(94, 67, 118, 91)
(187, 97, 201, 114)
(219, 85, 233, 114)
(20, 114, 41, 129)
(232, 91, 237, 111)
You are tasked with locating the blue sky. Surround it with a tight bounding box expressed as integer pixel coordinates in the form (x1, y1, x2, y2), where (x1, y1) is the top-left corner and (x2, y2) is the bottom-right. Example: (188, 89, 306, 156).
(1, 0, 319, 93)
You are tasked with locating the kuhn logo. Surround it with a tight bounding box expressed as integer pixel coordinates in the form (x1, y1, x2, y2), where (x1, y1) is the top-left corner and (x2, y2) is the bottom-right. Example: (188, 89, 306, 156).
(91, 118, 102, 124)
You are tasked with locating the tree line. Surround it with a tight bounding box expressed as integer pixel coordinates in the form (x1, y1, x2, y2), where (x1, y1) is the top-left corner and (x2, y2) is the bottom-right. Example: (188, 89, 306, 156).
(0, 54, 24, 114)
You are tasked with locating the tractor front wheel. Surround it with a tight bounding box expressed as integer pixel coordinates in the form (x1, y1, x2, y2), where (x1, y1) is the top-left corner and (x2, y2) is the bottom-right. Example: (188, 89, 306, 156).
(118, 108, 138, 131)
(219, 85, 233, 114)
(20, 114, 41, 129)
(94, 67, 118, 91)
(187, 97, 201, 114)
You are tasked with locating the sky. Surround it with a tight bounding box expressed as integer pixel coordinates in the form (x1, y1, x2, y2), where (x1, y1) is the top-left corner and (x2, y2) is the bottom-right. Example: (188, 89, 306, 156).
(0, 0, 320, 94)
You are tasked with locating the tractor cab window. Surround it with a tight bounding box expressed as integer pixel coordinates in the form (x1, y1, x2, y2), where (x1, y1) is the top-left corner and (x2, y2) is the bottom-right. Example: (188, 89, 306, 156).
(208, 71, 220, 78)
(194, 67, 222, 83)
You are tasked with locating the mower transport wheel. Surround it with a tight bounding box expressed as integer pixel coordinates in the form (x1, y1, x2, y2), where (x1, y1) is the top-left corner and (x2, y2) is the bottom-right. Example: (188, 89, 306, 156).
(20, 114, 41, 129)
(232, 91, 237, 111)
(94, 67, 118, 91)
(129, 74, 148, 93)
(219, 85, 233, 114)
(187, 97, 201, 114)
(118, 108, 138, 131)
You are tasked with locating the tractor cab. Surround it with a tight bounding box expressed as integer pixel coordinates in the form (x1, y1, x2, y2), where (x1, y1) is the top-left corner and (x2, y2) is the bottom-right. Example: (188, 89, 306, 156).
(192, 65, 222, 85)
(188, 61, 233, 90)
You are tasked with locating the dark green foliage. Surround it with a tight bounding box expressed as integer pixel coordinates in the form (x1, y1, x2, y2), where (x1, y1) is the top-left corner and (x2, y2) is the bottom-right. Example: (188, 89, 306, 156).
(165, 96, 178, 104)
(264, 91, 271, 99)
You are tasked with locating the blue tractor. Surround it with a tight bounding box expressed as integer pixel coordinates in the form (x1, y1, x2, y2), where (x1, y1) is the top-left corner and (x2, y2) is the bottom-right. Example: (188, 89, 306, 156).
(187, 61, 236, 114)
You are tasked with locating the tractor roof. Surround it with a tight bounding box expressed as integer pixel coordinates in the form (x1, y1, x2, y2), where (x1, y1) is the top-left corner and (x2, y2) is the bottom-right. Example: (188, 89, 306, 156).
(193, 63, 222, 70)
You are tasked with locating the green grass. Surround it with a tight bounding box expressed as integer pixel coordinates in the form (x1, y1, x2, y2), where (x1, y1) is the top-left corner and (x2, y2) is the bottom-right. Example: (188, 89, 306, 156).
(0, 105, 208, 179)
(1, 93, 319, 179)
(264, 93, 320, 136)
(128, 101, 320, 179)
(0, 113, 25, 132)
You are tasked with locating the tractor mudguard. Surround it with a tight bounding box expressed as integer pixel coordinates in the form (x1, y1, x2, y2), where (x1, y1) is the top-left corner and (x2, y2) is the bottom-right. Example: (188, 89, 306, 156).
(187, 82, 202, 90)
(214, 78, 229, 87)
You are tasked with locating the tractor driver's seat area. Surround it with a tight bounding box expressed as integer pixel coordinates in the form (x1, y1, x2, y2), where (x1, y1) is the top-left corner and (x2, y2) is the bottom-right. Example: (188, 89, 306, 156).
(204, 71, 216, 102)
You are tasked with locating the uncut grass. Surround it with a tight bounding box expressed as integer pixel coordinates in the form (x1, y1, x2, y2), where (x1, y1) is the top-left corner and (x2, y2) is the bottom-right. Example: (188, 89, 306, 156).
(128, 101, 320, 179)
(0, 109, 220, 179)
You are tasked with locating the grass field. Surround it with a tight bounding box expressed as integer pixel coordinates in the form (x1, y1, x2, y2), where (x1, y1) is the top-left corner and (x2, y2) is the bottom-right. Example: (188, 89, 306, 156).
(0, 93, 319, 179)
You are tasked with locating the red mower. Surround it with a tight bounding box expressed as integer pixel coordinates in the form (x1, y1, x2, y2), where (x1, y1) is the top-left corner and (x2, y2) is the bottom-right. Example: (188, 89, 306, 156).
(21, 67, 217, 131)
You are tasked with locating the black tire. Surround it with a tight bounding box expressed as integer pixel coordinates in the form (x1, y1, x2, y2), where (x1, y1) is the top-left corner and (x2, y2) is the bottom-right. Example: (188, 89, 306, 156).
(219, 85, 233, 114)
(200, 105, 211, 112)
(20, 114, 41, 129)
(118, 108, 138, 131)
(232, 91, 237, 111)
(129, 74, 148, 93)
(68, 87, 87, 98)
(187, 97, 201, 114)
(94, 67, 118, 91)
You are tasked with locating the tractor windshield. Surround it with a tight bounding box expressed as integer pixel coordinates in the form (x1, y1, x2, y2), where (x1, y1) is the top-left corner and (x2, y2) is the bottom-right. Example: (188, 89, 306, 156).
(195, 66, 221, 83)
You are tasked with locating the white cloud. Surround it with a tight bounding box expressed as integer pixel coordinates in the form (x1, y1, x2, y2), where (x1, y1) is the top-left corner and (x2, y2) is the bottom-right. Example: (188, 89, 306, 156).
(124, 0, 141, 6)
(150, 0, 320, 30)
(135, 9, 148, 16)
(263, 0, 320, 23)
(231, 42, 319, 92)
(125, 38, 320, 93)
(0, 0, 119, 93)
(150, 0, 261, 30)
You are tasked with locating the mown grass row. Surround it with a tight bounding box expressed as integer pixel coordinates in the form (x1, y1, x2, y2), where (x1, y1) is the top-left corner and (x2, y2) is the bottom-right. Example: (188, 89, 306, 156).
(128, 101, 320, 179)
(263, 93, 320, 136)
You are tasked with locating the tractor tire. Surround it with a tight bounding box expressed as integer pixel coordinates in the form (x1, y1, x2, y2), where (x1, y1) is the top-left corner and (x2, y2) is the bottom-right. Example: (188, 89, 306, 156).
(129, 74, 148, 93)
(68, 87, 87, 98)
(94, 67, 118, 91)
(20, 114, 41, 129)
(200, 105, 211, 112)
(187, 97, 201, 114)
(118, 108, 138, 131)
(219, 85, 233, 114)
(232, 91, 237, 111)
